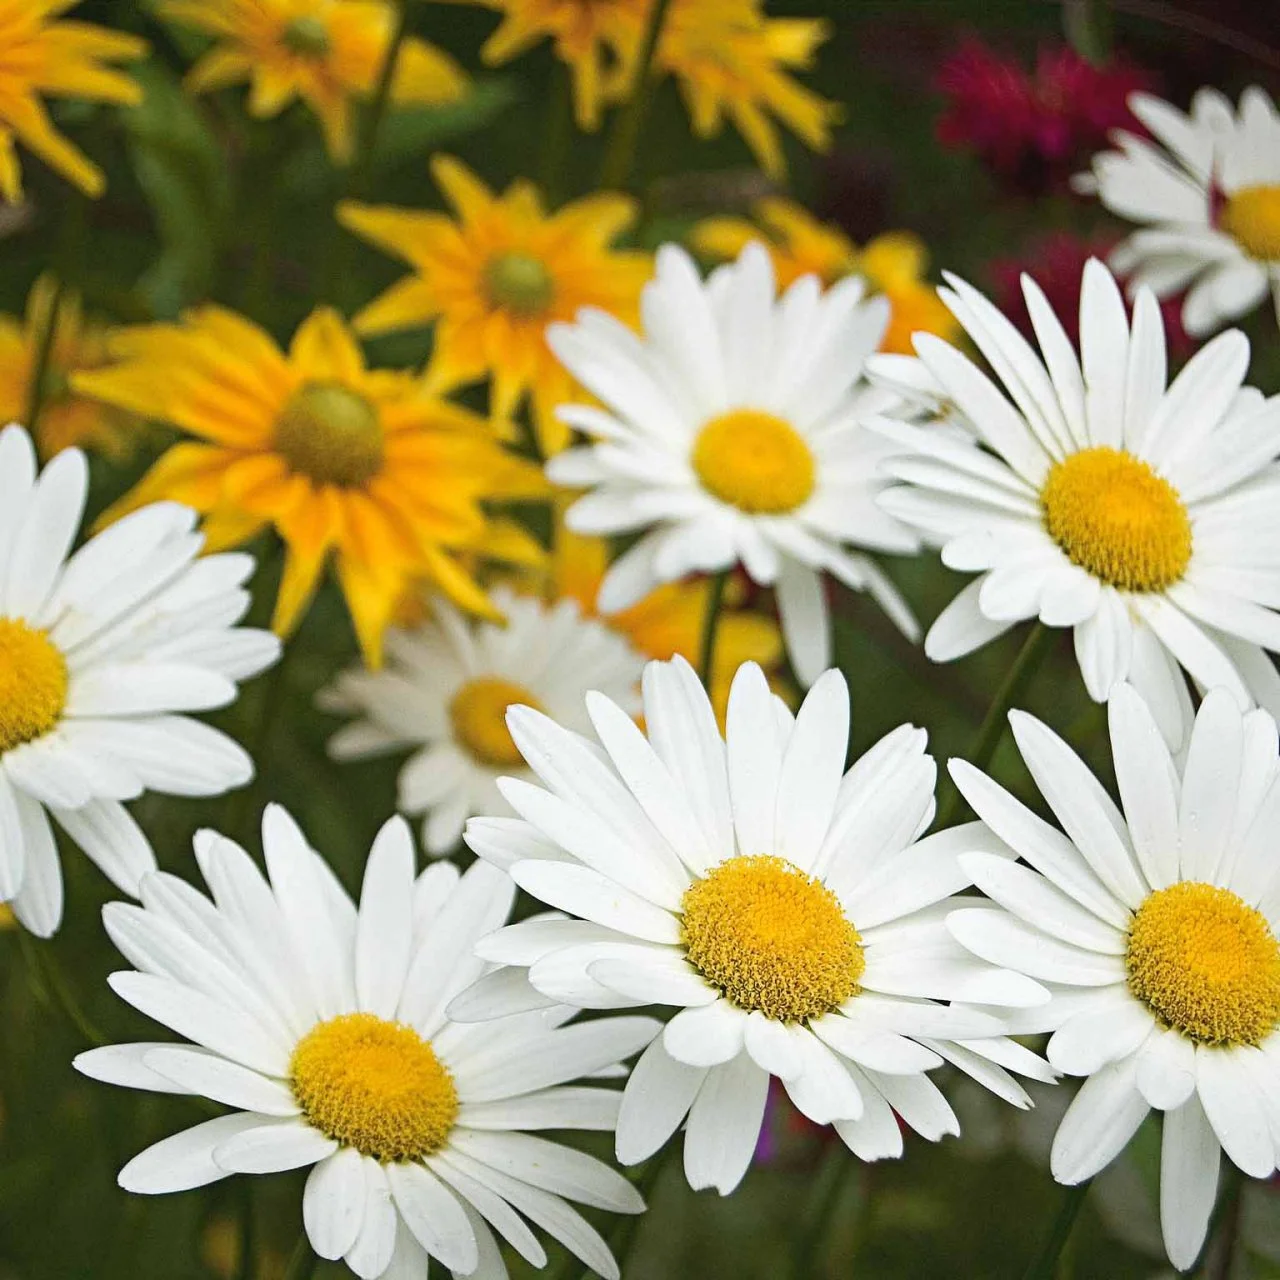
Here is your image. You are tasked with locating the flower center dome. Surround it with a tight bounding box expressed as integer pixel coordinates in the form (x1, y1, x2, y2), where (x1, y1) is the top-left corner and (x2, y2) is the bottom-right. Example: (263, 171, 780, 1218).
(282, 16, 330, 57)
(289, 1013, 459, 1162)
(275, 382, 384, 488)
(484, 252, 556, 316)
(681, 855, 864, 1023)
(449, 676, 544, 767)
(1126, 881, 1280, 1046)
(692, 409, 816, 516)
(1220, 185, 1280, 261)
(0, 619, 68, 754)
(1040, 446, 1191, 592)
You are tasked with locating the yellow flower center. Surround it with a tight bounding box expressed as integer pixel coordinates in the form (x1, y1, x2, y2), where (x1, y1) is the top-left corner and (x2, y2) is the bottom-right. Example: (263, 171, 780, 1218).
(483, 252, 555, 316)
(1220, 185, 1280, 261)
(282, 16, 330, 57)
(449, 676, 544, 767)
(1040, 447, 1191, 592)
(681, 855, 864, 1023)
(691, 410, 816, 516)
(274, 382, 384, 488)
(289, 1013, 459, 1163)
(1126, 882, 1280, 1047)
(0, 619, 68, 754)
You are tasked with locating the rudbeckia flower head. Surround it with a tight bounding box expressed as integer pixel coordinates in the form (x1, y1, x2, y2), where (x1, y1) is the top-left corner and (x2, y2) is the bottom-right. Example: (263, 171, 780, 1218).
(160, 0, 468, 162)
(72, 306, 544, 668)
(0, 0, 145, 201)
(77, 808, 659, 1280)
(339, 155, 651, 457)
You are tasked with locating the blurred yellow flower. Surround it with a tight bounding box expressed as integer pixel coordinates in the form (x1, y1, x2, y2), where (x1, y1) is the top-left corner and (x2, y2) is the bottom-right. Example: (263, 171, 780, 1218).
(0, 276, 137, 460)
(0, 0, 145, 202)
(339, 154, 651, 457)
(160, 0, 468, 162)
(548, 525, 784, 725)
(464, 0, 648, 130)
(692, 198, 960, 354)
(74, 307, 544, 667)
(657, 0, 838, 180)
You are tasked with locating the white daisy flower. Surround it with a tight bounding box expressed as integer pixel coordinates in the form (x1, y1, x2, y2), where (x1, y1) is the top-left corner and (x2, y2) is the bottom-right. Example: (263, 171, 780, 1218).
(947, 685, 1280, 1271)
(76, 808, 658, 1280)
(544, 241, 922, 687)
(458, 657, 1055, 1195)
(867, 259, 1280, 750)
(0, 423, 279, 935)
(1076, 86, 1280, 334)
(318, 588, 646, 856)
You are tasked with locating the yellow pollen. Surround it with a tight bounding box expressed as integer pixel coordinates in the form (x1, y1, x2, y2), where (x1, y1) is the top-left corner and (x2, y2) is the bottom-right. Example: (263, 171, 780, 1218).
(282, 16, 330, 57)
(1041, 447, 1191, 592)
(1126, 882, 1280, 1047)
(681, 855, 864, 1023)
(449, 676, 544, 767)
(1220, 185, 1280, 261)
(483, 252, 555, 316)
(274, 382, 384, 488)
(289, 1013, 459, 1162)
(0, 619, 68, 754)
(692, 410, 816, 515)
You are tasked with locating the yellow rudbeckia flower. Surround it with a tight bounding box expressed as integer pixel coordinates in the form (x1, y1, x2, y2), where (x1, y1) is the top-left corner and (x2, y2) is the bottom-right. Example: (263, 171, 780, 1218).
(159, 0, 468, 163)
(0, 0, 145, 202)
(0, 275, 138, 460)
(73, 307, 545, 667)
(339, 154, 651, 457)
(692, 197, 960, 354)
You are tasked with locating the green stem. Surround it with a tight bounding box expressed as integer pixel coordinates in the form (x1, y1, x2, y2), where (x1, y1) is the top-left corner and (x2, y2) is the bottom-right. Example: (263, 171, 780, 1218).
(597, 0, 674, 191)
(1205, 1164, 1244, 1279)
(24, 276, 64, 436)
(539, 63, 574, 205)
(935, 622, 1054, 829)
(791, 1141, 847, 1278)
(235, 1178, 255, 1280)
(282, 1230, 319, 1280)
(1022, 1181, 1090, 1280)
(1062, 0, 1113, 65)
(698, 569, 730, 689)
(575, 1149, 671, 1280)
(18, 929, 108, 1047)
(347, 0, 410, 196)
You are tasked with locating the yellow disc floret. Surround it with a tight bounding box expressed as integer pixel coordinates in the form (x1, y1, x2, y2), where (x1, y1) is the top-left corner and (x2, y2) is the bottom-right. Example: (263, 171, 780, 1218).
(1041, 447, 1192, 592)
(274, 382, 384, 488)
(1126, 882, 1280, 1046)
(1220, 185, 1280, 261)
(484, 252, 556, 316)
(692, 409, 816, 515)
(449, 676, 544, 767)
(681, 855, 864, 1023)
(0, 619, 69, 754)
(289, 1013, 459, 1162)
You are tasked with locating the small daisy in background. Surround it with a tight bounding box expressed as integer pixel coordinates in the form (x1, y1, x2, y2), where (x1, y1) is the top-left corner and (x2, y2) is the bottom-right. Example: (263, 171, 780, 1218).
(77, 808, 657, 1279)
(546, 241, 922, 687)
(339, 155, 651, 457)
(0, 0, 145, 202)
(947, 685, 1280, 1271)
(1078, 85, 1280, 334)
(319, 587, 647, 855)
(690, 197, 960, 355)
(460, 657, 1054, 1194)
(0, 424, 278, 936)
(0, 276, 139, 460)
(159, 0, 468, 163)
(867, 258, 1280, 748)
(73, 306, 544, 668)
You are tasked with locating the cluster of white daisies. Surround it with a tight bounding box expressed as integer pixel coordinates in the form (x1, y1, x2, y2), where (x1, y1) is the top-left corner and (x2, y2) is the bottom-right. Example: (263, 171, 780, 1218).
(3, 80, 1279, 1280)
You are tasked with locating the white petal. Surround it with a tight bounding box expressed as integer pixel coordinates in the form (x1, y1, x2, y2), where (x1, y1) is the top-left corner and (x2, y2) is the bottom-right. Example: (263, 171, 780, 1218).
(213, 1118, 337, 1174)
(616, 1035, 706, 1165)
(683, 1054, 770, 1194)
(144, 1047, 298, 1115)
(1160, 1094, 1221, 1273)
(385, 1161, 478, 1274)
(662, 1000, 747, 1068)
(118, 1114, 263, 1193)
(355, 816, 416, 1019)
(304, 1148, 367, 1260)
(1050, 1055, 1149, 1183)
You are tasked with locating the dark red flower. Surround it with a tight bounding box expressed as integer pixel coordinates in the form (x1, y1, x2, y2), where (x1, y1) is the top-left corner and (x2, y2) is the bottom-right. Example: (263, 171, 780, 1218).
(987, 231, 1195, 360)
(936, 40, 1156, 194)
